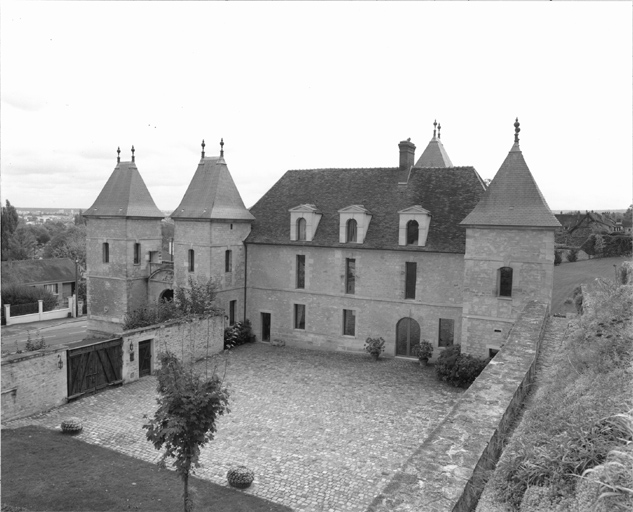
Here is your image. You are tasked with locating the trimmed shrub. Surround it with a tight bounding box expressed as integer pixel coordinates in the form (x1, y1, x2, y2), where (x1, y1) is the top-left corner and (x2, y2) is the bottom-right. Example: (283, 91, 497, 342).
(554, 250, 562, 266)
(435, 344, 489, 388)
(224, 320, 253, 349)
(567, 248, 579, 263)
(1, 284, 57, 312)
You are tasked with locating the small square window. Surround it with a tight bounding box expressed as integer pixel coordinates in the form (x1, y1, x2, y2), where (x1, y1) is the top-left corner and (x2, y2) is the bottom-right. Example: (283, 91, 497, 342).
(294, 304, 305, 330)
(343, 309, 356, 336)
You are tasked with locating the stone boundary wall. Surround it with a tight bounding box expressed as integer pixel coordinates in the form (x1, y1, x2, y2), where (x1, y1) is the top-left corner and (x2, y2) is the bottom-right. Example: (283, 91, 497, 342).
(121, 314, 225, 383)
(1, 346, 68, 422)
(368, 300, 549, 512)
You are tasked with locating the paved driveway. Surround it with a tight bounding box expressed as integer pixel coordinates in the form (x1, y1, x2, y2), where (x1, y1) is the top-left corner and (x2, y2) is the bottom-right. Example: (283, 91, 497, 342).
(4, 343, 462, 512)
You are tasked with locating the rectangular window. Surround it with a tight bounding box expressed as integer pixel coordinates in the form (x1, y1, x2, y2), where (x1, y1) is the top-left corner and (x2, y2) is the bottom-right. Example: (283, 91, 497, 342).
(188, 249, 195, 272)
(438, 318, 455, 347)
(44, 283, 59, 295)
(102, 242, 109, 263)
(229, 300, 236, 325)
(405, 262, 417, 299)
(134, 243, 141, 265)
(343, 309, 356, 336)
(345, 258, 355, 294)
(296, 255, 305, 289)
(294, 304, 306, 330)
(225, 250, 232, 272)
(499, 267, 513, 297)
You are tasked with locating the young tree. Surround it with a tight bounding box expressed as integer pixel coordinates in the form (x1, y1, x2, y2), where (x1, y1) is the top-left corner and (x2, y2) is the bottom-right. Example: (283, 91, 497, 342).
(143, 352, 230, 512)
(7, 227, 38, 260)
(1, 200, 19, 260)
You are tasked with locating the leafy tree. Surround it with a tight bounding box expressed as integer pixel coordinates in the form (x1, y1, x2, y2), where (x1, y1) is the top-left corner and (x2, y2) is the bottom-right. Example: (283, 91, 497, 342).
(175, 276, 218, 316)
(26, 224, 51, 246)
(7, 227, 38, 260)
(43, 225, 86, 267)
(1, 200, 19, 260)
(143, 352, 230, 512)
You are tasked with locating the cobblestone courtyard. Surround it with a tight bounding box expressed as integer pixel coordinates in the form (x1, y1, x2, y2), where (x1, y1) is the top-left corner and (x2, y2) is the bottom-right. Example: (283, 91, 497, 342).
(4, 343, 462, 512)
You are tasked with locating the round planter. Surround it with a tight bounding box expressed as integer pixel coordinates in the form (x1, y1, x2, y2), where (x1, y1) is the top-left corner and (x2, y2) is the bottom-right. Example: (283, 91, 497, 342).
(419, 358, 429, 366)
(227, 466, 254, 489)
(61, 417, 83, 434)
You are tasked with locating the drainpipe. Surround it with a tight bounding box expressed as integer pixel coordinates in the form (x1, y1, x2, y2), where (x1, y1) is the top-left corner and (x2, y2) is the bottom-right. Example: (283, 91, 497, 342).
(243, 243, 248, 323)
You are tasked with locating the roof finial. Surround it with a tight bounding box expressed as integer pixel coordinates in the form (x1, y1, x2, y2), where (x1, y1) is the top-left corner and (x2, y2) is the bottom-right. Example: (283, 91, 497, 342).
(201, 139, 205, 158)
(514, 118, 520, 144)
(220, 138, 224, 157)
(131, 145, 135, 163)
(117, 147, 120, 163)
(433, 119, 437, 138)
(437, 123, 441, 139)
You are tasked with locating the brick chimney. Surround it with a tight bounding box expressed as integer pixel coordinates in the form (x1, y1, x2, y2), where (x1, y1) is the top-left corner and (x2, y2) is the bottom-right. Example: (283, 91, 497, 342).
(398, 139, 416, 169)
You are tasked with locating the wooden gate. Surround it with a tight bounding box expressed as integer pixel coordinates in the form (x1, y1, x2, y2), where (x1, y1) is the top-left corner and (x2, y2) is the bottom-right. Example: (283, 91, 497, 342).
(67, 338, 123, 400)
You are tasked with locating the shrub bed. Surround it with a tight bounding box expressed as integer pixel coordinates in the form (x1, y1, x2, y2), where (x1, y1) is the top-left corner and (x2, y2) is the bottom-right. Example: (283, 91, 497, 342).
(435, 344, 489, 388)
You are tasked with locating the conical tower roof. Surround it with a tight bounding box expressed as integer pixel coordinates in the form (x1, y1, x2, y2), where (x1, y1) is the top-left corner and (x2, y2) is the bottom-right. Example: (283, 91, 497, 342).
(85, 154, 164, 218)
(171, 150, 254, 221)
(415, 121, 453, 167)
(461, 120, 560, 228)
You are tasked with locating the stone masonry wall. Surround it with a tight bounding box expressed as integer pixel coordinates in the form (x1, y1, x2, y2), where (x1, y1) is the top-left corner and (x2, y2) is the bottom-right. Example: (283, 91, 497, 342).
(368, 301, 549, 512)
(86, 217, 163, 334)
(121, 315, 224, 383)
(1, 346, 68, 422)
(246, 244, 465, 356)
(461, 227, 555, 357)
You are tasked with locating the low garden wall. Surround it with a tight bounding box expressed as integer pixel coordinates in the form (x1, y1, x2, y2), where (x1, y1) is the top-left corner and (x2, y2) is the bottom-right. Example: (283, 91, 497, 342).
(121, 314, 225, 383)
(368, 300, 550, 512)
(1, 346, 68, 422)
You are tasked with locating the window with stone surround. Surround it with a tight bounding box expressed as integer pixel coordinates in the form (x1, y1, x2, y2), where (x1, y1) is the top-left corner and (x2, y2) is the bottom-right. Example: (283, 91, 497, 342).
(438, 318, 454, 347)
(338, 205, 372, 244)
(225, 250, 232, 272)
(134, 243, 141, 265)
(294, 304, 306, 330)
(405, 262, 417, 299)
(296, 255, 305, 289)
(297, 218, 307, 241)
(346, 219, 358, 243)
(406, 220, 419, 245)
(498, 267, 513, 297)
(289, 204, 322, 242)
(343, 309, 356, 336)
(102, 242, 109, 263)
(345, 258, 355, 294)
(188, 249, 195, 273)
(397, 206, 431, 246)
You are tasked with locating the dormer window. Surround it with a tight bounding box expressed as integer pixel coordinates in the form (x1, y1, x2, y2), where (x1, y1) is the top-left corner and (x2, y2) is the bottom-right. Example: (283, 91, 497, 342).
(338, 205, 372, 244)
(346, 219, 357, 243)
(406, 220, 419, 245)
(398, 206, 431, 246)
(289, 204, 322, 242)
(297, 218, 307, 241)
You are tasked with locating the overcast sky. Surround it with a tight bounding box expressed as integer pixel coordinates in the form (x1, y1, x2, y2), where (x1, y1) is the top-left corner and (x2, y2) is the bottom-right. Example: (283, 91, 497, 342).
(2, 2, 631, 213)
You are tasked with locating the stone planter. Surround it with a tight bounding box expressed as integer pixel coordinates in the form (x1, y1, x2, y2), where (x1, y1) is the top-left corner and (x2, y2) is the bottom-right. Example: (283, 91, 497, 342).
(61, 417, 83, 434)
(227, 466, 254, 489)
(419, 358, 429, 366)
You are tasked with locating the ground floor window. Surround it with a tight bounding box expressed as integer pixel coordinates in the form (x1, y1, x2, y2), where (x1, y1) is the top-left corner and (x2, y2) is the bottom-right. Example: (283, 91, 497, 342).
(294, 304, 305, 330)
(44, 283, 59, 295)
(438, 318, 455, 347)
(343, 309, 356, 336)
(229, 300, 236, 325)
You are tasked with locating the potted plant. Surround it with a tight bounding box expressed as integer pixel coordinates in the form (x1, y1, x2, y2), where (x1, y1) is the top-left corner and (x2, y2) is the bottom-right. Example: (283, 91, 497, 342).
(364, 337, 386, 361)
(413, 340, 434, 366)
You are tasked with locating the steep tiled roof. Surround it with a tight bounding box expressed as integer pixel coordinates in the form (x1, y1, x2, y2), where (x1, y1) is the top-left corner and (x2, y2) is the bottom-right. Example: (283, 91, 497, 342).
(171, 157, 254, 221)
(415, 136, 453, 167)
(247, 166, 486, 253)
(1, 258, 76, 286)
(460, 143, 560, 228)
(85, 161, 164, 218)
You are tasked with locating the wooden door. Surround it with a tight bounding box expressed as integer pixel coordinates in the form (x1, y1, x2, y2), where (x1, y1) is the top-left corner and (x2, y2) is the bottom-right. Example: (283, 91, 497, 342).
(396, 317, 420, 357)
(261, 313, 271, 342)
(139, 340, 152, 377)
(68, 338, 123, 399)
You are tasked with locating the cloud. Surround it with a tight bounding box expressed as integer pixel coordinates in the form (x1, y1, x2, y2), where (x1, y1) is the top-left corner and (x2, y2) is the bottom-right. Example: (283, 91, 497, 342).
(1, 92, 47, 112)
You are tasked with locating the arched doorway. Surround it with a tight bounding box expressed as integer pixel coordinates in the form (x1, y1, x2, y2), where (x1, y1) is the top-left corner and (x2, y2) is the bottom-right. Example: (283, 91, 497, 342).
(159, 289, 174, 302)
(396, 317, 420, 357)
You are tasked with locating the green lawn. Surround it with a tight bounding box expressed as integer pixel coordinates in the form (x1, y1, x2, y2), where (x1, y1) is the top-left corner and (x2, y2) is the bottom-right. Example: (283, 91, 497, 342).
(552, 255, 631, 315)
(1, 425, 292, 512)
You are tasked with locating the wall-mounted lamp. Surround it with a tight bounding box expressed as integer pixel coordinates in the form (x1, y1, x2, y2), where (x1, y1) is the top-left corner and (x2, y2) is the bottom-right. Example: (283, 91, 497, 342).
(129, 341, 134, 353)
(57, 354, 63, 370)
